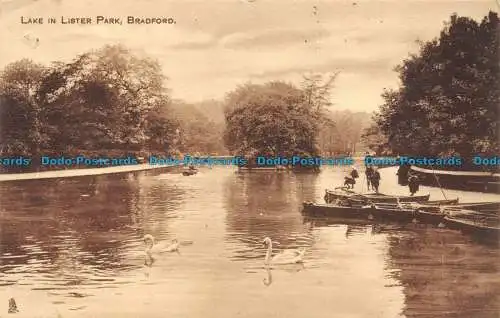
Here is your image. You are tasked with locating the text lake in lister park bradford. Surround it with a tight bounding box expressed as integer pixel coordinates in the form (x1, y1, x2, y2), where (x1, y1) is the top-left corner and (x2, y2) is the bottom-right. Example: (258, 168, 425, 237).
(0, 166, 499, 318)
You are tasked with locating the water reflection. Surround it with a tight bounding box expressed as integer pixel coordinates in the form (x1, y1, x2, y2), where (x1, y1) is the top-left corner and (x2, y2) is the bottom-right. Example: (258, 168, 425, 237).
(385, 227, 500, 316)
(224, 172, 318, 262)
(0, 171, 186, 289)
(262, 266, 272, 287)
(2, 166, 496, 317)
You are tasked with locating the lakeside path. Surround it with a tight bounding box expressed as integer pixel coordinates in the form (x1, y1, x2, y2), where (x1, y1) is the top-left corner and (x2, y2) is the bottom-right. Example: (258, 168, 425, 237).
(0, 164, 175, 182)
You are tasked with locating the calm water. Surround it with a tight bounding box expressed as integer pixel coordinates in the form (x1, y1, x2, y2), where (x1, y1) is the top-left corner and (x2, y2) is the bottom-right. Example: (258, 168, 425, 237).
(1, 166, 499, 318)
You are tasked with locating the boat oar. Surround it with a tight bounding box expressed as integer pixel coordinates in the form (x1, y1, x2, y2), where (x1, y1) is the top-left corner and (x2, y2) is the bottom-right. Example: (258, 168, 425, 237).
(430, 165, 448, 200)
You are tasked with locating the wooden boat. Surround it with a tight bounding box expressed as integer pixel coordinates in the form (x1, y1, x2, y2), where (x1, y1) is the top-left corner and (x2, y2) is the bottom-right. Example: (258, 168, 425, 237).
(324, 189, 430, 204)
(411, 198, 459, 205)
(302, 202, 369, 218)
(182, 169, 198, 176)
(414, 206, 447, 225)
(373, 199, 458, 225)
(303, 199, 459, 224)
(444, 210, 499, 241)
(409, 165, 500, 193)
(302, 202, 417, 223)
(440, 202, 500, 215)
(367, 204, 417, 222)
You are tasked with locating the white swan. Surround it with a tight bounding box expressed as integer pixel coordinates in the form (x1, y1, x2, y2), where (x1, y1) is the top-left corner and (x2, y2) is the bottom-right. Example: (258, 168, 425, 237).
(144, 234, 179, 254)
(263, 237, 305, 265)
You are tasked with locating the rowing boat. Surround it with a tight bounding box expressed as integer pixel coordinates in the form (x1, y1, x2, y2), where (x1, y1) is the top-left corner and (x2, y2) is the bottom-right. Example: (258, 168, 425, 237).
(302, 202, 417, 222)
(302, 202, 369, 218)
(443, 210, 499, 241)
(324, 189, 431, 204)
(182, 169, 198, 176)
(440, 202, 500, 215)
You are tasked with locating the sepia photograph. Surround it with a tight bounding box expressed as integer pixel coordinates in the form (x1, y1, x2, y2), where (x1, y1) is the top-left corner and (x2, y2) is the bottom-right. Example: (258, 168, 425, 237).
(0, 0, 499, 317)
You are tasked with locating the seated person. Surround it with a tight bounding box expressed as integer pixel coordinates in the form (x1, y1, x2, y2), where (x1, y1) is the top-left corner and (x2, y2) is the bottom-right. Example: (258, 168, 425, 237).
(344, 176, 356, 189)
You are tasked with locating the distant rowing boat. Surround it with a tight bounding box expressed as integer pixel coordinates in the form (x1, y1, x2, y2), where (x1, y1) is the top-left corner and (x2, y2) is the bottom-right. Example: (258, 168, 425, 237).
(182, 169, 198, 176)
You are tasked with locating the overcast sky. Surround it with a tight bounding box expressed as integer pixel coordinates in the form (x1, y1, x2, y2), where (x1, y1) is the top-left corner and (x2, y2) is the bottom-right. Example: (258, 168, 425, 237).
(0, 0, 496, 111)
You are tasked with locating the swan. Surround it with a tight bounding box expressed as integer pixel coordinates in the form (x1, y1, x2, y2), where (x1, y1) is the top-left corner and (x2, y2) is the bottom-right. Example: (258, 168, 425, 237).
(144, 234, 179, 254)
(263, 237, 305, 265)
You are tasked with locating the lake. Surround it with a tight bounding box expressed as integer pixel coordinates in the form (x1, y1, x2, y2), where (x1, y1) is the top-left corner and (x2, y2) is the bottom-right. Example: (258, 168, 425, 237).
(1, 166, 499, 317)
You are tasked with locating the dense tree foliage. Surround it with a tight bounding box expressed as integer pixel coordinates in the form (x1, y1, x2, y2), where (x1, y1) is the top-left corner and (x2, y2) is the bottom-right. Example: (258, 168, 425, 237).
(223, 81, 323, 158)
(0, 59, 47, 155)
(223, 74, 373, 159)
(0, 45, 233, 172)
(0, 45, 372, 172)
(38, 45, 174, 153)
(365, 11, 499, 160)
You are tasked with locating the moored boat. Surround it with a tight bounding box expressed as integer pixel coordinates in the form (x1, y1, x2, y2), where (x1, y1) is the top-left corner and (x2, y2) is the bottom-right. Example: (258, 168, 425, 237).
(368, 205, 417, 222)
(443, 210, 500, 241)
(324, 189, 430, 204)
(440, 202, 500, 215)
(414, 206, 447, 225)
(302, 202, 369, 219)
(302, 201, 417, 223)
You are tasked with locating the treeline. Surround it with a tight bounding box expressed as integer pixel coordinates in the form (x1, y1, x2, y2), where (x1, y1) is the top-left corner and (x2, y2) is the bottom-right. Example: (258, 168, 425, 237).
(0, 45, 230, 171)
(363, 11, 499, 170)
(0, 45, 370, 171)
(222, 73, 368, 162)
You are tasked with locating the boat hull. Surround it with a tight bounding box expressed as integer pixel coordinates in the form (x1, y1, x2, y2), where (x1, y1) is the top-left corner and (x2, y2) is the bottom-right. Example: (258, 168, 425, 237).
(368, 206, 416, 222)
(415, 209, 446, 225)
(444, 215, 500, 242)
(442, 202, 500, 215)
(302, 202, 369, 219)
(303, 202, 418, 223)
(324, 190, 430, 204)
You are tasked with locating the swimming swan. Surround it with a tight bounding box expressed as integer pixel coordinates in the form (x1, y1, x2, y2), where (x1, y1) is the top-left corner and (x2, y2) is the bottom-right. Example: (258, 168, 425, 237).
(263, 237, 305, 265)
(144, 234, 179, 254)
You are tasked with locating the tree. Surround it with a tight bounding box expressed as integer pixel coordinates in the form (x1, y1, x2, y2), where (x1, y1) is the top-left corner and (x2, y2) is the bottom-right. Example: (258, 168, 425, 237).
(38, 44, 175, 153)
(223, 81, 320, 158)
(0, 59, 47, 155)
(371, 11, 499, 161)
(301, 72, 338, 116)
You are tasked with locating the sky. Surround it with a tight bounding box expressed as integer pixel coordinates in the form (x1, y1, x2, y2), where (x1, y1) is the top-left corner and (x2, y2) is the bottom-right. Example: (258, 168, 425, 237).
(0, 0, 497, 111)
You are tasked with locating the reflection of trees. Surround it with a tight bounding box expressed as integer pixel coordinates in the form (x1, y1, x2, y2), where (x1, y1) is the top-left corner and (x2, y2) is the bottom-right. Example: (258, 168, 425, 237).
(386, 229, 500, 316)
(0, 172, 185, 285)
(131, 172, 186, 242)
(224, 171, 318, 256)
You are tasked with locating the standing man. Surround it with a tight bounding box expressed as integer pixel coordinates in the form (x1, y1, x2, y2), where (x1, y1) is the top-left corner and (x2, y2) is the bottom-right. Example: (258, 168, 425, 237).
(364, 152, 374, 191)
(370, 167, 381, 193)
(365, 166, 374, 191)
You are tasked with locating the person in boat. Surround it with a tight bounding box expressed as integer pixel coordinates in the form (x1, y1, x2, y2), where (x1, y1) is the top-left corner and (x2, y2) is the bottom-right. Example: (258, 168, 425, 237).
(370, 167, 381, 193)
(344, 166, 359, 189)
(408, 172, 420, 196)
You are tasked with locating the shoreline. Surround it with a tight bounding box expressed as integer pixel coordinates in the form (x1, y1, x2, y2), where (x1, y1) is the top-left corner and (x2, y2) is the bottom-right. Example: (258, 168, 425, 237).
(0, 163, 177, 182)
